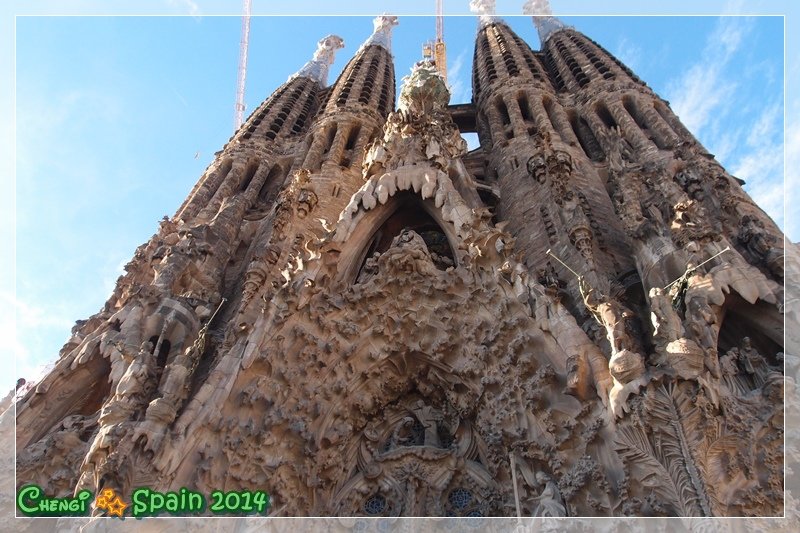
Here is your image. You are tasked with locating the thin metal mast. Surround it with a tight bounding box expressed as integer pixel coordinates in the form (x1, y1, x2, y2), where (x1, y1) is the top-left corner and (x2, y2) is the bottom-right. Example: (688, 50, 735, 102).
(233, 0, 252, 132)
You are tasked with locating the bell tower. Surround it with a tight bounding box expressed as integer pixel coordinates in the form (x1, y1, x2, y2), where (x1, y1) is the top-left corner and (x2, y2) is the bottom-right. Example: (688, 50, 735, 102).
(14, 10, 787, 520)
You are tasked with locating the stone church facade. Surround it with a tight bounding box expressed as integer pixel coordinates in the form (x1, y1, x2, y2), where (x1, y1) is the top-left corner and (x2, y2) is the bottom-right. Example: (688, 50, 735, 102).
(16, 12, 786, 518)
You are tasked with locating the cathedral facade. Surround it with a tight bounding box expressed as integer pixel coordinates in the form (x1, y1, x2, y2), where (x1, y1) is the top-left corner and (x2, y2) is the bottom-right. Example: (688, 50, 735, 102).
(16, 11, 786, 518)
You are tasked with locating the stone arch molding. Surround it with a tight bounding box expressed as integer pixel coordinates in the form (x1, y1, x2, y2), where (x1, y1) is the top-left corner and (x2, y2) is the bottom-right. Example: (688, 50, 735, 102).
(333, 193, 462, 285)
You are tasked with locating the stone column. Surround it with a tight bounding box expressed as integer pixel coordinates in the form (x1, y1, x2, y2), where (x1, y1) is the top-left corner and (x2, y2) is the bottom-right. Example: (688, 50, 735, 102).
(547, 100, 581, 146)
(529, 95, 555, 137)
(302, 126, 331, 171)
(583, 110, 613, 153)
(176, 160, 232, 221)
(504, 94, 528, 139)
(485, 104, 506, 145)
(325, 123, 351, 167)
(242, 163, 273, 207)
(607, 99, 651, 151)
(199, 160, 248, 220)
(655, 102, 696, 142)
(637, 95, 679, 148)
(351, 125, 377, 169)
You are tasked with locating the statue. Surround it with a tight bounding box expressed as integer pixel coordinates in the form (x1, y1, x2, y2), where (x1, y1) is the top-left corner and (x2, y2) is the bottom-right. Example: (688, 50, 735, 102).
(596, 125, 634, 174)
(579, 277, 635, 356)
(666, 247, 730, 313)
(738, 215, 784, 278)
(719, 347, 747, 395)
(578, 275, 646, 416)
(530, 472, 566, 517)
(739, 337, 768, 387)
(379, 230, 437, 276)
(649, 287, 683, 350)
(527, 153, 547, 183)
(391, 416, 419, 448)
(356, 252, 381, 284)
(101, 340, 156, 424)
(412, 400, 443, 448)
(685, 293, 721, 379)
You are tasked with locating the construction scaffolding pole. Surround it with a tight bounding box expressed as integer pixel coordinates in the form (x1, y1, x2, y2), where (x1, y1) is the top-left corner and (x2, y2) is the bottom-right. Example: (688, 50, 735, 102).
(434, 0, 447, 83)
(233, 0, 252, 132)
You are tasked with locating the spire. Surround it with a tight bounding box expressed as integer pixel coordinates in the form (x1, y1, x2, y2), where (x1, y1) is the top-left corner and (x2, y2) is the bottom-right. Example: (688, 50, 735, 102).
(289, 34, 345, 85)
(523, 0, 566, 44)
(469, 0, 500, 28)
(360, 14, 399, 53)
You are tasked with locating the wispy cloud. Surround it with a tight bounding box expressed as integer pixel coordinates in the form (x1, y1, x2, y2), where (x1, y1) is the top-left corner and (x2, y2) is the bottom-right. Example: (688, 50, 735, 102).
(733, 145, 784, 230)
(13, 77, 149, 393)
(168, 0, 201, 18)
(170, 85, 190, 108)
(447, 48, 470, 104)
(3, 288, 75, 391)
(613, 36, 642, 74)
(785, 78, 800, 241)
(667, 16, 752, 136)
(665, 14, 785, 234)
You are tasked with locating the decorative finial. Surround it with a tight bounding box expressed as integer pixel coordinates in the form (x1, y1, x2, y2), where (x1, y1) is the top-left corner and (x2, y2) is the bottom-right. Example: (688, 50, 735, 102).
(290, 34, 345, 85)
(523, 0, 566, 44)
(361, 14, 399, 53)
(469, 0, 500, 27)
(398, 60, 450, 114)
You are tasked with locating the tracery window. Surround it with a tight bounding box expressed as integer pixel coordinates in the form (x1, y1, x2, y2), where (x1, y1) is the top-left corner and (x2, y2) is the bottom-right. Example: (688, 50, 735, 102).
(445, 487, 484, 517)
(363, 494, 388, 516)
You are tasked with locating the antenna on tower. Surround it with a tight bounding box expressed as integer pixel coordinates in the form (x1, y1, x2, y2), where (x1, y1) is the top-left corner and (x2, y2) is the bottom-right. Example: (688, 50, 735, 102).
(233, 0, 252, 132)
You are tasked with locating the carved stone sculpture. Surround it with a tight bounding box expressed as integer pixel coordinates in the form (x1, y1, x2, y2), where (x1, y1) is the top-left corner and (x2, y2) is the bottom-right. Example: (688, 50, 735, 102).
(14, 14, 785, 520)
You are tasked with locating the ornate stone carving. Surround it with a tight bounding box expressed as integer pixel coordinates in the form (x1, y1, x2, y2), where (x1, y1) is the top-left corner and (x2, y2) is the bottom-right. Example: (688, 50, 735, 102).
(13, 16, 786, 520)
(576, 277, 647, 416)
(290, 35, 345, 85)
(738, 214, 784, 279)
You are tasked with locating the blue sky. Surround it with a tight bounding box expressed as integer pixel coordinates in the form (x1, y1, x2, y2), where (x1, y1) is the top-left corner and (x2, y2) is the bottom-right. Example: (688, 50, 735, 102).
(4, 2, 793, 393)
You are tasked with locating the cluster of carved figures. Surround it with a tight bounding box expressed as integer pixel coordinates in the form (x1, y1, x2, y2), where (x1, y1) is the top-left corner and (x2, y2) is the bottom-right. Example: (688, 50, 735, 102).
(14, 13, 789, 523)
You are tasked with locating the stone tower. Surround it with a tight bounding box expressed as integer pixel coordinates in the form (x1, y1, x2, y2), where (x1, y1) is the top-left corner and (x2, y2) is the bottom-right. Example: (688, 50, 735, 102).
(15, 11, 786, 519)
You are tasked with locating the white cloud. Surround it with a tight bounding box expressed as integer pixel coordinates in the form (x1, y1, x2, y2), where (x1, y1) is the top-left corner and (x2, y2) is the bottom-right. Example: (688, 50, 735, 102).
(669, 63, 737, 136)
(785, 84, 800, 242)
(168, 0, 201, 18)
(447, 49, 470, 104)
(667, 16, 751, 137)
(665, 15, 785, 233)
(734, 147, 784, 227)
(12, 77, 146, 395)
(746, 102, 781, 147)
(613, 36, 641, 74)
(1, 289, 73, 392)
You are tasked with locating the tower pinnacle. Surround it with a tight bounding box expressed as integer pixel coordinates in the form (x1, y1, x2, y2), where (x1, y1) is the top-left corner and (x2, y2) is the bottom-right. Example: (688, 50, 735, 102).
(361, 15, 399, 53)
(469, 0, 500, 27)
(523, 0, 566, 43)
(289, 34, 345, 85)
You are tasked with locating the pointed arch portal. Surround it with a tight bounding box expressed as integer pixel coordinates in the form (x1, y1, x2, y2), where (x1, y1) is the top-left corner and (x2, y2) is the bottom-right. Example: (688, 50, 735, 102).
(338, 192, 459, 284)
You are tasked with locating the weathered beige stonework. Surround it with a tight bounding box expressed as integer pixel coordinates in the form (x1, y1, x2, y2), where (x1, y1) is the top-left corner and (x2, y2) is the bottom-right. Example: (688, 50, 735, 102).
(14, 13, 787, 521)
